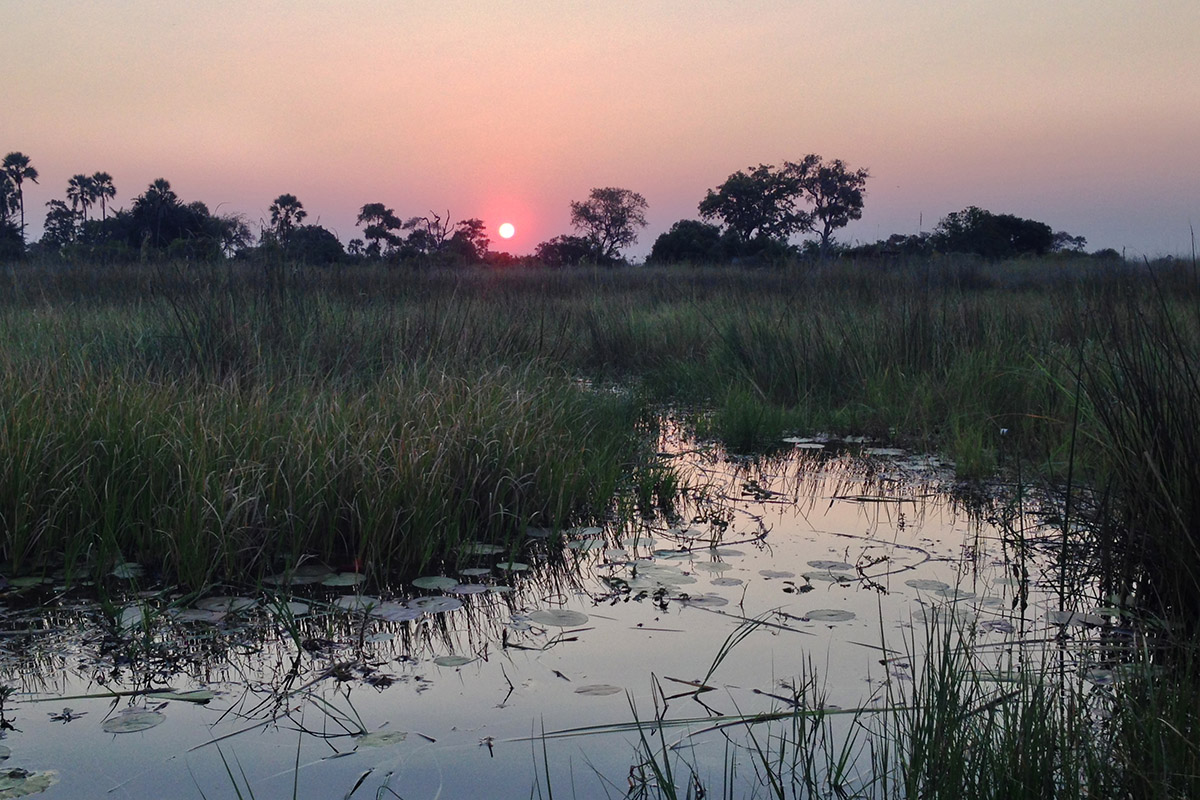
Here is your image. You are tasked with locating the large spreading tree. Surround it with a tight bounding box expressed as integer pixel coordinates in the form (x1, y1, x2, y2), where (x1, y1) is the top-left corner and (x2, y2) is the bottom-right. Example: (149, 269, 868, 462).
(2, 152, 39, 246)
(569, 187, 648, 262)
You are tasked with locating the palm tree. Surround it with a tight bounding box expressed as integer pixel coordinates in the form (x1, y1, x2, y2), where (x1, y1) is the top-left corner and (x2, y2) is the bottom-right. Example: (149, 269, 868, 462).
(268, 193, 306, 250)
(91, 172, 116, 220)
(2, 152, 39, 245)
(66, 174, 96, 222)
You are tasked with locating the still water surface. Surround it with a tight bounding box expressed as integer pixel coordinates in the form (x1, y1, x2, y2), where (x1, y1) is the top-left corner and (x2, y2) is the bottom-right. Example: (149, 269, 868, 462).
(1, 436, 1075, 798)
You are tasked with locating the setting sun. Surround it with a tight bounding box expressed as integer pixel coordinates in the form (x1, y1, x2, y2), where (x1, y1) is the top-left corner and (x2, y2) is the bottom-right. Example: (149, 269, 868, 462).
(498, 222, 515, 239)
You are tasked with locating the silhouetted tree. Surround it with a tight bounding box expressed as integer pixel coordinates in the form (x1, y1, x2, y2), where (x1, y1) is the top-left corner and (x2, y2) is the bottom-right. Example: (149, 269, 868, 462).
(66, 174, 96, 221)
(446, 218, 490, 263)
(2, 152, 39, 245)
(40, 200, 79, 249)
(1051, 231, 1088, 253)
(570, 187, 648, 261)
(647, 219, 726, 264)
(534, 234, 599, 267)
(786, 155, 869, 257)
(356, 202, 404, 257)
(286, 224, 345, 264)
(932, 207, 1055, 259)
(91, 172, 116, 220)
(698, 164, 806, 248)
(268, 193, 306, 250)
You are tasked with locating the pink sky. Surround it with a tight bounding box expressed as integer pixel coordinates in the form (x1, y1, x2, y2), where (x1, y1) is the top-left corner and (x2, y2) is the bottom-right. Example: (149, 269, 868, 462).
(5, 1, 1198, 257)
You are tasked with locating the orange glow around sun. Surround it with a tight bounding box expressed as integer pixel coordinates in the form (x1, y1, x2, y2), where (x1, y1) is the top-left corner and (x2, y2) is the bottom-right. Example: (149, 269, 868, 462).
(498, 222, 515, 239)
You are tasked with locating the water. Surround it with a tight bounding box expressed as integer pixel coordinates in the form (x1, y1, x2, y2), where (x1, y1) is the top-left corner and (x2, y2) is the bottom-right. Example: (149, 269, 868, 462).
(0, 436, 1083, 798)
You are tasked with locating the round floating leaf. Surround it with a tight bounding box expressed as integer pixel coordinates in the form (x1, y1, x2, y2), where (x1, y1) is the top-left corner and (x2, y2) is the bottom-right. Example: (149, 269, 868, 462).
(321, 572, 366, 587)
(566, 526, 603, 537)
(692, 561, 732, 573)
(102, 709, 166, 734)
(487, 586, 514, 594)
(672, 528, 708, 540)
(0, 768, 57, 797)
(335, 595, 380, 612)
(371, 602, 423, 623)
(805, 609, 856, 622)
(978, 619, 1015, 634)
(147, 689, 216, 703)
(711, 577, 744, 587)
(802, 571, 851, 583)
(118, 606, 147, 631)
(448, 583, 488, 595)
(934, 588, 976, 601)
(355, 730, 408, 747)
(496, 561, 529, 572)
(904, 579, 950, 592)
(264, 565, 334, 586)
(433, 655, 474, 667)
(458, 567, 491, 577)
(196, 596, 258, 613)
(1084, 668, 1115, 686)
(680, 594, 729, 608)
(806, 560, 854, 571)
(111, 562, 144, 579)
(528, 609, 589, 627)
(280, 601, 310, 617)
(758, 570, 795, 580)
(406, 596, 463, 614)
(863, 447, 906, 457)
(460, 543, 505, 556)
(1047, 610, 1105, 627)
(782, 438, 826, 449)
(574, 684, 623, 696)
(565, 539, 605, 552)
(411, 576, 458, 591)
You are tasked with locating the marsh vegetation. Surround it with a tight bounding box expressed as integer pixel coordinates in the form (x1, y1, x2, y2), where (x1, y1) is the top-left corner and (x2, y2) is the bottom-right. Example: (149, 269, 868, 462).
(0, 255, 1197, 797)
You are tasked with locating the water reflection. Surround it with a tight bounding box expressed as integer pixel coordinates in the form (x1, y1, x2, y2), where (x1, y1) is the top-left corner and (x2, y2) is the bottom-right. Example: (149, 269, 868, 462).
(0, 435, 1107, 798)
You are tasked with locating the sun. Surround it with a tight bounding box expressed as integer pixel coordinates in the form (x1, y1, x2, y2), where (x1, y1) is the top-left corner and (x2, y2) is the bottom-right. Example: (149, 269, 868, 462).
(498, 222, 515, 239)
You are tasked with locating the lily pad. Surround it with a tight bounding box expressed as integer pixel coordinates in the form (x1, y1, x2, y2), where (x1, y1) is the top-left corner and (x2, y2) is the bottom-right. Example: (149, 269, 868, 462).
(565, 538, 605, 552)
(802, 571, 852, 583)
(0, 769, 57, 797)
(406, 596, 463, 614)
(758, 570, 795, 579)
(321, 572, 366, 587)
(805, 609, 856, 622)
(496, 561, 529, 572)
(487, 585, 514, 594)
(528, 609, 589, 627)
(111, 562, 145, 579)
(195, 596, 258, 613)
(433, 655, 474, 667)
(574, 684, 623, 696)
(680, 593, 729, 608)
(448, 583, 488, 595)
(335, 595, 380, 612)
(411, 576, 458, 591)
(904, 579, 950, 592)
(807, 560, 854, 571)
(460, 543, 505, 556)
(355, 730, 408, 747)
(102, 709, 166, 734)
(7, 577, 52, 588)
(458, 567, 491, 577)
(170, 608, 225, 624)
(978, 619, 1016, 634)
(566, 526, 604, 537)
(692, 561, 732, 573)
(371, 602, 423, 623)
(711, 577, 744, 587)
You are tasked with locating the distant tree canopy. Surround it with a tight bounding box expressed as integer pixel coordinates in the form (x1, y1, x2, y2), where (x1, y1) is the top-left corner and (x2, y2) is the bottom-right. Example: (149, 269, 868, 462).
(534, 235, 599, 267)
(931, 206, 1055, 259)
(569, 187, 648, 262)
(699, 155, 869, 258)
(647, 220, 726, 264)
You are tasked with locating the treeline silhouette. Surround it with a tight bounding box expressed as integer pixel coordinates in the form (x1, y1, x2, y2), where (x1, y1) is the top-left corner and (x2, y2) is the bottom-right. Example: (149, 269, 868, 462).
(3, 150, 1101, 266)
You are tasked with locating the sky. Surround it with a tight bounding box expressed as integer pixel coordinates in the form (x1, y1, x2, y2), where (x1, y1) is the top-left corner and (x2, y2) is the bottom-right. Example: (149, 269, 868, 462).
(4, 1, 1198, 258)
